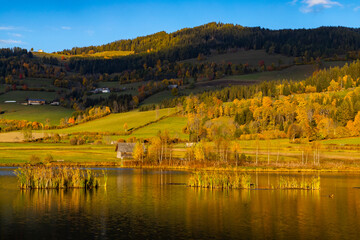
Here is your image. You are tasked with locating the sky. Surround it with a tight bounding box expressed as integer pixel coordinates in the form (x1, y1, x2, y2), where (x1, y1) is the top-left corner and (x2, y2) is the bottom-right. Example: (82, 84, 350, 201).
(0, 0, 359, 52)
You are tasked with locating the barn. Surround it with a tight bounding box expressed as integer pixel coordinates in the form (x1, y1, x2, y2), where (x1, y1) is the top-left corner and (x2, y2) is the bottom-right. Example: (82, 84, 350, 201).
(115, 143, 137, 159)
(28, 99, 46, 105)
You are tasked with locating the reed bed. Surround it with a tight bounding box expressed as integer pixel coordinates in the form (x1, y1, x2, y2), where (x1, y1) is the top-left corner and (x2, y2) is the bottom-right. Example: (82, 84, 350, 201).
(14, 166, 108, 189)
(188, 171, 253, 189)
(278, 176, 320, 190)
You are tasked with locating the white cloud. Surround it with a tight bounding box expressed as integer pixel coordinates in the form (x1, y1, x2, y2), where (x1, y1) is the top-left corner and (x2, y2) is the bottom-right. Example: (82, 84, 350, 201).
(0, 39, 24, 45)
(8, 33, 22, 37)
(0, 26, 15, 30)
(300, 0, 342, 13)
(61, 26, 71, 30)
(355, 6, 360, 11)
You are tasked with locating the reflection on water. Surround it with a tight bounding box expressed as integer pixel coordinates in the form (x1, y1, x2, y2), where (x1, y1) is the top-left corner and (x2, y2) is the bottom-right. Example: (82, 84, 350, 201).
(1, 168, 360, 239)
(13, 188, 101, 214)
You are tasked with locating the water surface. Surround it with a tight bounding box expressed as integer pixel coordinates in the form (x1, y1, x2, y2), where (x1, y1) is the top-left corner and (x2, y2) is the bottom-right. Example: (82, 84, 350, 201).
(1, 168, 360, 239)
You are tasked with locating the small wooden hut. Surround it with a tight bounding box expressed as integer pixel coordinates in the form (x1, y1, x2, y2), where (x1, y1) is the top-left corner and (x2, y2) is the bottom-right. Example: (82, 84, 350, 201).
(115, 143, 137, 159)
(28, 99, 45, 105)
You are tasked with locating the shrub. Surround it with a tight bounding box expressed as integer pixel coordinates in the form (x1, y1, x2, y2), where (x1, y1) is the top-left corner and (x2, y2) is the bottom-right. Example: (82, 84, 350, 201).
(43, 154, 54, 164)
(69, 137, 78, 145)
(77, 137, 85, 145)
(29, 155, 41, 165)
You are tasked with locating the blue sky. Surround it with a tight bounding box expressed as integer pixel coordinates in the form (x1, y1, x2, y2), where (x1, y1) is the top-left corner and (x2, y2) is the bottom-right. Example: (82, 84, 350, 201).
(0, 0, 359, 52)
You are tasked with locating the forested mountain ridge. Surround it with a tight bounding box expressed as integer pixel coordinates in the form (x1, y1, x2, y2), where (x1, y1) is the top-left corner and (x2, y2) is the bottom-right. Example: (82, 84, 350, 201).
(59, 22, 360, 59)
(61, 22, 360, 75)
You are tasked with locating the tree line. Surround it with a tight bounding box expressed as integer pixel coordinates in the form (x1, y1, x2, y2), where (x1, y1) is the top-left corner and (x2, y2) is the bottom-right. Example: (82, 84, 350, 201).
(177, 60, 360, 142)
(60, 22, 360, 59)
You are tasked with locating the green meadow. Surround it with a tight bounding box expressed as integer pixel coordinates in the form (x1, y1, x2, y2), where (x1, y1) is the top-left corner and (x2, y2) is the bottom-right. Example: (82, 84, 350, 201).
(46, 108, 177, 134)
(140, 90, 175, 106)
(33, 50, 134, 60)
(0, 91, 58, 102)
(218, 61, 349, 83)
(321, 137, 360, 145)
(0, 103, 73, 125)
(20, 78, 60, 89)
(130, 116, 188, 139)
(0, 143, 116, 164)
(182, 49, 295, 66)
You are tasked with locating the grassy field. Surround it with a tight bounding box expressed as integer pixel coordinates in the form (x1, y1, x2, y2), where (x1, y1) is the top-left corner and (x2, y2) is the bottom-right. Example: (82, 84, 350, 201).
(20, 78, 64, 91)
(0, 103, 73, 125)
(0, 142, 116, 164)
(45, 108, 177, 134)
(197, 61, 349, 87)
(84, 50, 134, 58)
(0, 91, 58, 102)
(182, 49, 295, 66)
(321, 137, 360, 145)
(141, 90, 175, 106)
(33, 50, 134, 60)
(0, 132, 46, 143)
(0, 90, 70, 125)
(220, 64, 316, 82)
(130, 116, 188, 139)
(2, 136, 360, 167)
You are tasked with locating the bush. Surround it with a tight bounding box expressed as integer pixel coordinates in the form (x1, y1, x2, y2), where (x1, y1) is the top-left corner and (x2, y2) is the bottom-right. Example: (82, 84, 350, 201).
(77, 137, 85, 145)
(29, 155, 41, 165)
(52, 133, 61, 143)
(69, 137, 78, 145)
(43, 154, 54, 164)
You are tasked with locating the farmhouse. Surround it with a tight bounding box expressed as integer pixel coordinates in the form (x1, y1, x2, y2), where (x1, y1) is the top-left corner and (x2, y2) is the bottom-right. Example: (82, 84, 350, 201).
(115, 142, 146, 159)
(101, 88, 110, 93)
(115, 143, 137, 159)
(50, 101, 60, 106)
(90, 88, 111, 94)
(28, 99, 45, 105)
(168, 84, 178, 89)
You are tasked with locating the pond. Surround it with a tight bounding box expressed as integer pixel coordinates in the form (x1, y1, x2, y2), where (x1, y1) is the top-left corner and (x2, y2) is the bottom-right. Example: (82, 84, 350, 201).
(1, 167, 360, 239)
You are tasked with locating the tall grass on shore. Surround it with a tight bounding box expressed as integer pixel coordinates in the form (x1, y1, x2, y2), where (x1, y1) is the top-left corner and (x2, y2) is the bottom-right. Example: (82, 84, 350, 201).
(278, 176, 320, 190)
(14, 166, 108, 189)
(188, 171, 253, 189)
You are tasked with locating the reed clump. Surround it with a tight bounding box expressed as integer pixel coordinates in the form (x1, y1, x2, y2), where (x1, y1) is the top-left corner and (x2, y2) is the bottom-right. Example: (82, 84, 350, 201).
(278, 176, 320, 190)
(188, 171, 253, 189)
(14, 166, 108, 190)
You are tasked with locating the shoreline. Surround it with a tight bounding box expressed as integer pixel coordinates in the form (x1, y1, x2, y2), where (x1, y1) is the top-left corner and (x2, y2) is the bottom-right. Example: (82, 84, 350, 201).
(2, 162, 360, 173)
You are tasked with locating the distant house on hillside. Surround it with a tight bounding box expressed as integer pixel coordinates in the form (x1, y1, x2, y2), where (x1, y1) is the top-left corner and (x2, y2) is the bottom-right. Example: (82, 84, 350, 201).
(38, 49, 44, 53)
(90, 88, 111, 94)
(168, 84, 178, 89)
(115, 143, 137, 159)
(101, 88, 110, 93)
(28, 99, 45, 105)
(50, 101, 60, 106)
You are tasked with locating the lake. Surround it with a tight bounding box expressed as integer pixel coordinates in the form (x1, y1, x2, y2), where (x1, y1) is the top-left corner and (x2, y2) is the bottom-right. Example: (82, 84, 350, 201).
(1, 167, 360, 239)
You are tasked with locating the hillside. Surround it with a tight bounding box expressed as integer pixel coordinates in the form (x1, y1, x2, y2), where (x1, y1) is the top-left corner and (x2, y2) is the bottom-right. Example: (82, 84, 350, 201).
(59, 23, 360, 59)
(33, 50, 134, 60)
(64, 23, 360, 75)
(1, 24, 360, 143)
